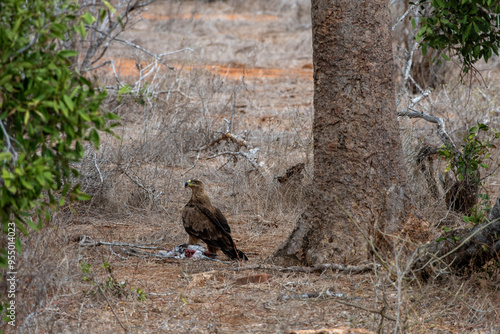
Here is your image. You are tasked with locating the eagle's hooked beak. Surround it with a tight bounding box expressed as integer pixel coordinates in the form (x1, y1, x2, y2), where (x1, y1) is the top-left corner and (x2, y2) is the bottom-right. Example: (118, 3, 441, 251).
(185, 180, 191, 188)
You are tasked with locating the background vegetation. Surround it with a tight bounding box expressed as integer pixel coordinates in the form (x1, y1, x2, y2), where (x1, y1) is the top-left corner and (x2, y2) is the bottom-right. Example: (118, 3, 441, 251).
(1, 0, 500, 332)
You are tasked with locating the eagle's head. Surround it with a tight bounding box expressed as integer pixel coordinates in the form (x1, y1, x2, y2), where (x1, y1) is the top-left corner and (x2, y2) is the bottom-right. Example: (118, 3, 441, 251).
(185, 179, 204, 189)
(185, 179, 208, 200)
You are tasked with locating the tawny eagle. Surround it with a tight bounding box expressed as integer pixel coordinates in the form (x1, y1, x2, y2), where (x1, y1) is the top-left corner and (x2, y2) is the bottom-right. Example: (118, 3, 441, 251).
(182, 179, 248, 261)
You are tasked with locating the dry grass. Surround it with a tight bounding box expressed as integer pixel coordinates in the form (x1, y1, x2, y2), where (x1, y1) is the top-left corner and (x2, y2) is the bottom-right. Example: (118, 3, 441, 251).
(3, 0, 500, 333)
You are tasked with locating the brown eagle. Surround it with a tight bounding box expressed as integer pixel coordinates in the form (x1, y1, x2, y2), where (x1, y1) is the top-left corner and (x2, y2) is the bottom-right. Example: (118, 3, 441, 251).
(182, 179, 248, 261)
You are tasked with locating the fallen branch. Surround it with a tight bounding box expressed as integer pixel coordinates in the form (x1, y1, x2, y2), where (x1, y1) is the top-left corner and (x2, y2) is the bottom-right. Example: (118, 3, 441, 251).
(281, 289, 347, 301)
(228, 263, 378, 274)
(78, 237, 234, 263)
(412, 191, 500, 277)
(78, 235, 163, 249)
(281, 289, 396, 322)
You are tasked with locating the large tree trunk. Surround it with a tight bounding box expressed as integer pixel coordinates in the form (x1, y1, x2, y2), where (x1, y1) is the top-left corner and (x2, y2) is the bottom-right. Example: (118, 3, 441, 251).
(272, 0, 408, 266)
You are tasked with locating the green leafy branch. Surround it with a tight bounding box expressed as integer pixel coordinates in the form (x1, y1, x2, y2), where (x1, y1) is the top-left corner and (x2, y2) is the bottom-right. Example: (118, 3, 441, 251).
(411, 0, 500, 73)
(439, 123, 498, 184)
(0, 0, 120, 266)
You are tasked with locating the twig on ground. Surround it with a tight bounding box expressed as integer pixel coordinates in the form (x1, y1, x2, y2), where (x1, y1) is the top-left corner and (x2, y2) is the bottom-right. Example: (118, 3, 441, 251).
(98, 285, 128, 333)
(334, 298, 396, 322)
(78, 235, 163, 249)
(281, 289, 396, 322)
(227, 263, 378, 274)
(123, 248, 169, 258)
(281, 289, 347, 301)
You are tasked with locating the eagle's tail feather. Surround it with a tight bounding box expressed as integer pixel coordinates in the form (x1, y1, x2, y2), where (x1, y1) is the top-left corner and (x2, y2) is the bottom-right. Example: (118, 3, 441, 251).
(222, 247, 248, 261)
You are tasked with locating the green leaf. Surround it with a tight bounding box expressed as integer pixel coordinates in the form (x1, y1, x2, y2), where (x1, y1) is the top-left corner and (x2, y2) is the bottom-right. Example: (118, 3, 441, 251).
(58, 50, 79, 58)
(118, 84, 132, 96)
(63, 95, 75, 111)
(82, 11, 96, 25)
(435, 0, 445, 8)
(20, 178, 34, 190)
(416, 26, 427, 42)
(26, 218, 41, 231)
(105, 112, 121, 120)
(478, 123, 488, 131)
(441, 53, 451, 61)
(421, 44, 427, 56)
(103, 0, 116, 13)
(464, 23, 473, 42)
(473, 45, 481, 57)
(88, 129, 100, 148)
(411, 17, 416, 29)
(76, 193, 92, 201)
(99, 8, 107, 21)
(0, 152, 12, 161)
(15, 237, 22, 253)
(480, 163, 489, 168)
(75, 21, 87, 39)
(473, 21, 480, 34)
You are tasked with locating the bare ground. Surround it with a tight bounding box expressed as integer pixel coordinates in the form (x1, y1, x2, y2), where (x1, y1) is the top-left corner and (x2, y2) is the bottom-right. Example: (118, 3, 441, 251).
(7, 1, 500, 333)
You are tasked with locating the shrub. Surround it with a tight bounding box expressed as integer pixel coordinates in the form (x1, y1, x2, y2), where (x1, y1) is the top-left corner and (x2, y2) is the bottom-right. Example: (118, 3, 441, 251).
(0, 0, 117, 266)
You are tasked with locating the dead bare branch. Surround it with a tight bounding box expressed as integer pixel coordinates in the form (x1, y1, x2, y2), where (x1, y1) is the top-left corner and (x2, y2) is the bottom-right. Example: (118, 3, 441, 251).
(184, 118, 269, 176)
(207, 150, 266, 175)
(198, 118, 252, 151)
(398, 107, 458, 155)
(78, 235, 162, 249)
(113, 37, 175, 70)
(228, 263, 378, 274)
(392, 4, 416, 31)
(281, 289, 396, 322)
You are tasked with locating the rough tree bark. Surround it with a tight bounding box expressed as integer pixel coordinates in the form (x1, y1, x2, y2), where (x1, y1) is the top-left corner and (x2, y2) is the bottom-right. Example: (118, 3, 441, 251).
(272, 0, 408, 266)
